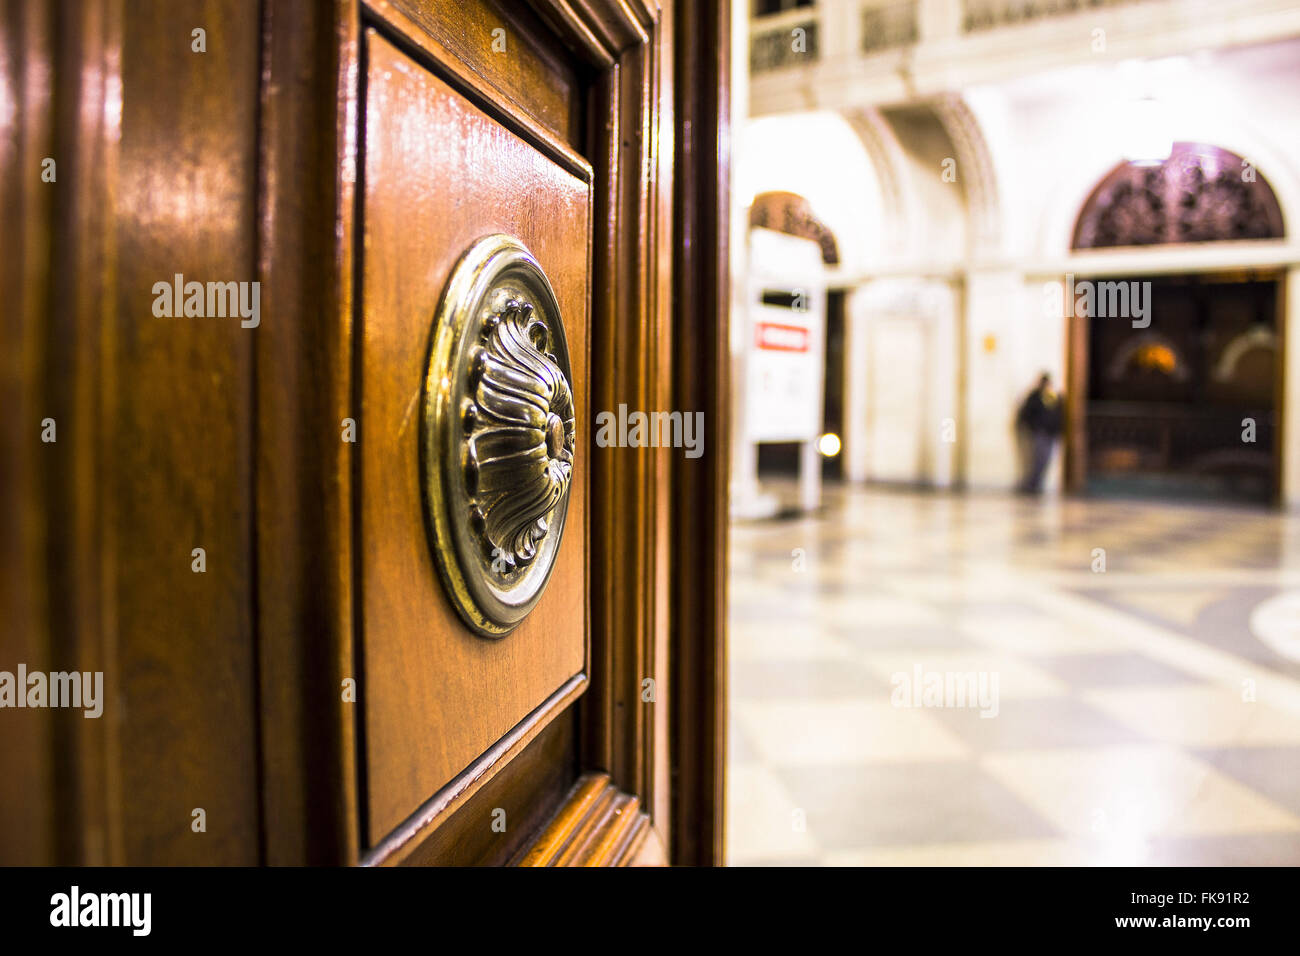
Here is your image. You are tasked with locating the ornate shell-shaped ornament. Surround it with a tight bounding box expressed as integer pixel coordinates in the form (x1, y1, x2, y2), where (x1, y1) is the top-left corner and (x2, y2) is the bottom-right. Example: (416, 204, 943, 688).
(421, 236, 576, 637)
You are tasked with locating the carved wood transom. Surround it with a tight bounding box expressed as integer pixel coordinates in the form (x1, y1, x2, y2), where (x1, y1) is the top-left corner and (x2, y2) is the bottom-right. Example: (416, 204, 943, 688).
(1072, 143, 1284, 249)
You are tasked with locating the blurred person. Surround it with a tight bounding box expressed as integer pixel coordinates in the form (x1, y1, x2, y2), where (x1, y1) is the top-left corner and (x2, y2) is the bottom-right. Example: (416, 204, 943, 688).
(1016, 372, 1063, 494)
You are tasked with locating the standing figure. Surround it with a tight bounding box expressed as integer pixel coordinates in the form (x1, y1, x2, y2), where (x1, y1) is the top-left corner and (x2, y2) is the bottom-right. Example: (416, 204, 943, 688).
(1016, 372, 1064, 494)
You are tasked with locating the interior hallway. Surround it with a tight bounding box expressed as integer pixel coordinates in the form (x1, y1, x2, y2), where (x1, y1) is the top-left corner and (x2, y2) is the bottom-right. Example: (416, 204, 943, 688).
(727, 486, 1300, 865)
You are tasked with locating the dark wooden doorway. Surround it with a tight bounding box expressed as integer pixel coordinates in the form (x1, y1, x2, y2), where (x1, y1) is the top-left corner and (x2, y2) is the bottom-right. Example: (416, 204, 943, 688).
(1065, 271, 1284, 505)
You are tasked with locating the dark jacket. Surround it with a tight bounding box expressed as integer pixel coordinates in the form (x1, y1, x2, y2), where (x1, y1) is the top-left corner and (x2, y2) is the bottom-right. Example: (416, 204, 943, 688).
(1017, 386, 1063, 437)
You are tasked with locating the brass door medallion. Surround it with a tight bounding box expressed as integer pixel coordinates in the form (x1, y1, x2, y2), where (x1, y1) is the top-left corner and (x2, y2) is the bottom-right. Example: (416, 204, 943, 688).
(421, 235, 576, 637)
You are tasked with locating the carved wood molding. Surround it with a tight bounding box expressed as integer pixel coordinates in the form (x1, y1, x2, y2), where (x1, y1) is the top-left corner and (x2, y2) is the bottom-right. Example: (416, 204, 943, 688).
(562, 0, 668, 830)
(361, 674, 588, 866)
(362, 0, 677, 863)
(749, 190, 840, 264)
(532, 0, 657, 65)
(513, 773, 651, 865)
(671, 0, 730, 867)
(1073, 144, 1285, 250)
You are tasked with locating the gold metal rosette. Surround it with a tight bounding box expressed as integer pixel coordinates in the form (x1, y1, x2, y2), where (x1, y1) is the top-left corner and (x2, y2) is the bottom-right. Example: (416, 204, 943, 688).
(421, 235, 576, 637)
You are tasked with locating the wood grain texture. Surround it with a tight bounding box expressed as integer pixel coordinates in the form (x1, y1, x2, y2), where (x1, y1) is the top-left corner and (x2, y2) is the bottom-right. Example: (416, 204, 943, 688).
(55, 0, 124, 866)
(376, 0, 583, 147)
(392, 709, 576, 866)
(531, 0, 653, 66)
(361, 672, 586, 864)
(579, 0, 669, 828)
(532, 0, 732, 866)
(255, 0, 361, 865)
(107, 0, 263, 864)
(0, 0, 57, 865)
(669, 0, 730, 867)
(5, 0, 266, 865)
(513, 771, 650, 866)
(0, 0, 728, 867)
(359, 30, 590, 845)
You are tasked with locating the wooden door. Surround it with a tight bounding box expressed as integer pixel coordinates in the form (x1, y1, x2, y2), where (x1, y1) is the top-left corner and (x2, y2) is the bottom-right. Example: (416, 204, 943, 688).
(0, 0, 728, 867)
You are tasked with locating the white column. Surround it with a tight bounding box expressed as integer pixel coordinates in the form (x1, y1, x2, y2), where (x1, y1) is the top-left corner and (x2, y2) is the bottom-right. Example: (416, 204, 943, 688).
(963, 268, 1032, 490)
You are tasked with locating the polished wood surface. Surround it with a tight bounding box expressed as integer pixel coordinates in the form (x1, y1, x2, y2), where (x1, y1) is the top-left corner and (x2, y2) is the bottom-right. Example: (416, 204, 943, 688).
(108, 0, 264, 864)
(1, 0, 267, 865)
(394, 710, 576, 866)
(383, 0, 583, 147)
(359, 30, 590, 844)
(1, 0, 730, 867)
(0, 0, 56, 865)
(513, 771, 650, 866)
(669, 0, 731, 866)
(255, 0, 361, 865)
(566, 0, 672, 842)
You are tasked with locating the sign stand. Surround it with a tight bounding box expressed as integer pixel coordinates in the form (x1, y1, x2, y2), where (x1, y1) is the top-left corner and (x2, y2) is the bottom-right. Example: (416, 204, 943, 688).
(731, 228, 827, 518)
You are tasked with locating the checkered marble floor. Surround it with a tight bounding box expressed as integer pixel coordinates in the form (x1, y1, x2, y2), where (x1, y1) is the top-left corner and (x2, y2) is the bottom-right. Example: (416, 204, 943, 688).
(726, 485, 1300, 866)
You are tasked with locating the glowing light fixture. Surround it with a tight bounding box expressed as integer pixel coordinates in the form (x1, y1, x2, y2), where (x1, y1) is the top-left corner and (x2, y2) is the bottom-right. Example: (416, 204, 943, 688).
(817, 432, 841, 457)
(1134, 343, 1177, 375)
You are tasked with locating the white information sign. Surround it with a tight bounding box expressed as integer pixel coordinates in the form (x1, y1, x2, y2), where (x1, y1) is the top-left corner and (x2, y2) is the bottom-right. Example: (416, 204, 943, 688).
(744, 231, 826, 444)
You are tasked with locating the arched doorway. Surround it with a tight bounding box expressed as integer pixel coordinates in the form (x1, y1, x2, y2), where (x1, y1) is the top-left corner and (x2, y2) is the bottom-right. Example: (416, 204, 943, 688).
(1064, 143, 1286, 504)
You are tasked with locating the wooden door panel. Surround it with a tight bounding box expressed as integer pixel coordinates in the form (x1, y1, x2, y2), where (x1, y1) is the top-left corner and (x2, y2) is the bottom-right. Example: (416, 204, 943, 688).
(3, 0, 726, 869)
(382, 0, 585, 148)
(360, 30, 590, 843)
